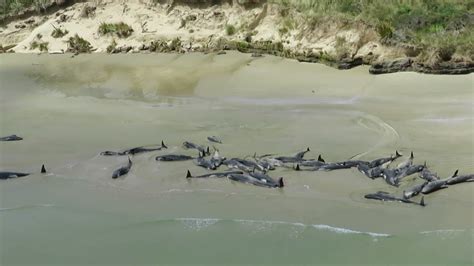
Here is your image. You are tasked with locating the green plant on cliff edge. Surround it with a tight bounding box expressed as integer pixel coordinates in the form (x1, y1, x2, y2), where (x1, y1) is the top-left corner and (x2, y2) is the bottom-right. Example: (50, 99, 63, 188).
(98, 22, 134, 38)
(67, 34, 92, 53)
(225, 24, 236, 36)
(51, 27, 69, 38)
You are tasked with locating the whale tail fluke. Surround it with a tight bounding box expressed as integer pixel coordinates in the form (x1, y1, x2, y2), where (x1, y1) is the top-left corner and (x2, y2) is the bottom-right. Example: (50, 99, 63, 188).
(161, 140, 168, 149)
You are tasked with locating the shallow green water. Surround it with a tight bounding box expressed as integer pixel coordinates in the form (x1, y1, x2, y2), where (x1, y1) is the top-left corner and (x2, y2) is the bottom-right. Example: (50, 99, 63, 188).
(0, 53, 473, 265)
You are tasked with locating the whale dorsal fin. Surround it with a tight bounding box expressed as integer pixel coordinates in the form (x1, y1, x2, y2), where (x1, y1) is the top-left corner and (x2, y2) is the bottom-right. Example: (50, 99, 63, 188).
(278, 178, 284, 188)
(452, 169, 459, 177)
(186, 170, 192, 178)
(41, 164, 46, 173)
(318, 155, 325, 163)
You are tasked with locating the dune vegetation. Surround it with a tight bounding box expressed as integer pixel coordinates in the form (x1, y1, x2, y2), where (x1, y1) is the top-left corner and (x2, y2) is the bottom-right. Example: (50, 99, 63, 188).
(0, 0, 472, 74)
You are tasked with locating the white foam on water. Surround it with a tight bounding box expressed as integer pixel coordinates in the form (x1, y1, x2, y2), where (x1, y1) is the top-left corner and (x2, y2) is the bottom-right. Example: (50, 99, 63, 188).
(420, 229, 469, 235)
(176, 218, 220, 231)
(311, 224, 391, 237)
(172, 217, 390, 238)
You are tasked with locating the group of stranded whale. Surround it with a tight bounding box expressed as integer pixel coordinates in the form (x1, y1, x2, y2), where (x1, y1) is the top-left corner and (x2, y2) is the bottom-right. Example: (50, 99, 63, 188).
(1, 134, 473, 207)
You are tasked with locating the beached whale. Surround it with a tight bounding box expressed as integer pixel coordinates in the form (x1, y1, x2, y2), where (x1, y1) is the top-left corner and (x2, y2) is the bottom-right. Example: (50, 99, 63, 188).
(186, 170, 243, 178)
(421, 179, 448, 194)
(419, 166, 439, 182)
(403, 181, 429, 199)
(228, 172, 284, 188)
(183, 141, 210, 155)
(357, 162, 388, 179)
(275, 148, 311, 163)
(382, 163, 424, 187)
(156, 154, 194, 161)
(102, 141, 167, 156)
(367, 151, 402, 168)
(365, 191, 425, 206)
(445, 171, 474, 185)
(194, 152, 221, 170)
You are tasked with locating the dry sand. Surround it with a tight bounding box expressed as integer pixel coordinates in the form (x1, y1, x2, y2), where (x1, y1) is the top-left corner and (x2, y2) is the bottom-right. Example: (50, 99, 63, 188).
(0, 0, 397, 61)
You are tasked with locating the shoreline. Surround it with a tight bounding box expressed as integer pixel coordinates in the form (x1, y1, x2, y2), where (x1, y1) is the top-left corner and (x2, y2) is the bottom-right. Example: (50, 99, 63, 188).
(1, 0, 472, 75)
(3, 49, 473, 76)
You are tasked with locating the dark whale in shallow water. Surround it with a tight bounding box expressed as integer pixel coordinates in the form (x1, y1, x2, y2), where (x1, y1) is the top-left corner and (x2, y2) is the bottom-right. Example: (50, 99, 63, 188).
(0, 171, 30, 180)
(207, 136, 222, 144)
(186, 170, 243, 178)
(0, 135, 23, 141)
(403, 181, 429, 199)
(228, 173, 284, 188)
(365, 191, 425, 206)
(275, 148, 312, 163)
(101, 141, 167, 156)
(419, 167, 439, 182)
(0, 165, 46, 180)
(367, 151, 402, 168)
(194, 152, 220, 170)
(183, 141, 210, 155)
(445, 170, 474, 185)
(223, 159, 254, 172)
(112, 158, 132, 179)
(357, 162, 387, 179)
(156, 154, 194, 161)
(381, 162, 424, 187)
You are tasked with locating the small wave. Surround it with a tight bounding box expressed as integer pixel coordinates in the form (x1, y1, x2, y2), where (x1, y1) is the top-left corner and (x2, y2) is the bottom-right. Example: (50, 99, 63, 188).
(0, 204, 55, 212)
(413, 117, 473, 123)
(420, 229, 471, 235)
(223, 97, 359, 106)
(176, 218, 220, 231)
(160, 188, 228, 194)
(171, 218, 391, 237)
(312, 224, 390, 237)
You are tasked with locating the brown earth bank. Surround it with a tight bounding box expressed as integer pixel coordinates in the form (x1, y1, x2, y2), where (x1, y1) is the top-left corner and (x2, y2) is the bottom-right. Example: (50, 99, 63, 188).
(0, 0, 472, 75)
